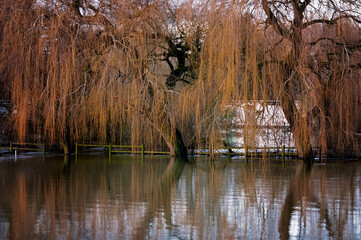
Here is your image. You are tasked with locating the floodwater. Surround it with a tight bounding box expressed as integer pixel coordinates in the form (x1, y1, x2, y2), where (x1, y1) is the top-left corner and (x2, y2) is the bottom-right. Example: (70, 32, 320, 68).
(0, 154, 360, 239)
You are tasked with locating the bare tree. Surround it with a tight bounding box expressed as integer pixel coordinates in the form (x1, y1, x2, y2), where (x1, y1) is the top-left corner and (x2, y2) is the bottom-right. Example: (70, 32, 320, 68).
(260, 0, 361, 162)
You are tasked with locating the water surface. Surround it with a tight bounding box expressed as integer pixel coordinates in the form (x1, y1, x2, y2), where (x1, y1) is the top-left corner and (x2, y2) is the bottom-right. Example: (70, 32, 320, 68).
(0, 154, 360, 239)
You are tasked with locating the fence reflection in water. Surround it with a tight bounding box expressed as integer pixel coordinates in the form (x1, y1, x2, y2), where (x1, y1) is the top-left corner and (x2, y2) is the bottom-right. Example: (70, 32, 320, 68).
(0, 155, 360, 239)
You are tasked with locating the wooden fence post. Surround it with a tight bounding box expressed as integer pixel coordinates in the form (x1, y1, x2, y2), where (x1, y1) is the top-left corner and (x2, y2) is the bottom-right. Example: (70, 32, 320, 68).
(282, 145, 285, 166)
(10, 141, 12, 153)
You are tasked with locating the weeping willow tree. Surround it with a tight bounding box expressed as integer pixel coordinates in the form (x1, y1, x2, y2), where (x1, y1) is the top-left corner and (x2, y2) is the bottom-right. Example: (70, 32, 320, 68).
(0, 0, 255, 158)
(0, 0, 360, 162)
(259, 0, 361, 162)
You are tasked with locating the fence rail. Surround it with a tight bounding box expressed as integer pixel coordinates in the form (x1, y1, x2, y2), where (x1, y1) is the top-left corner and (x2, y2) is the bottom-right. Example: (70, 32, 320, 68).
(75, 142, 299, 160)
(1, 141, 357, 160)
(75, 143, 145, 155)
(75, 143, 172, 156)
(0, 141, 45, 153)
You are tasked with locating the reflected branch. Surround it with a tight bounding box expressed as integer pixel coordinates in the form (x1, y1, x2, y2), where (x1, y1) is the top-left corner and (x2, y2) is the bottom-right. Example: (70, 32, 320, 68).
(279, 163, 312, 240)
(132, 157, 185, 239)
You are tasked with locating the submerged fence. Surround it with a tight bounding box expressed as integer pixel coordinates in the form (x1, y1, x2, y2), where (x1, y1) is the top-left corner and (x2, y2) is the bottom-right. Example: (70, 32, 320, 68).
(194, 146, 297, 158)
(0, 141, 45, 154)
(75, 143, 297, 160)
(0, 141, 359, 160)
(73, 143, 361, 160)
(75, 143, 171, 156)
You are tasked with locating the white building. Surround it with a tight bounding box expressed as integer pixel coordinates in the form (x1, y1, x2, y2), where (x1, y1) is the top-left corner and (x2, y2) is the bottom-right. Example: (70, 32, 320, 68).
(225, 101, 295, 148)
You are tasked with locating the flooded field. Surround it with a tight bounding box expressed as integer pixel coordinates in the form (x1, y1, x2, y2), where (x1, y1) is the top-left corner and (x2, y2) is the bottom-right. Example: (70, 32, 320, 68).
(0, 154, 360, 239)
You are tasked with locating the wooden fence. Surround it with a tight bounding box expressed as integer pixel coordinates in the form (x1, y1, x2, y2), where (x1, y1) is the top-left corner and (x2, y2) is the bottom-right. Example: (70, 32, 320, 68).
(0, 141, 45, 154)
(0, 142, 358, 160)
(75, 143, 171, 156)
(74, 143, 298, 160)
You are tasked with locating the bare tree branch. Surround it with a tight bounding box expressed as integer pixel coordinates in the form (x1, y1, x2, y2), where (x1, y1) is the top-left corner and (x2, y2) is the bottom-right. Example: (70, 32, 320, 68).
(302, 14, 361, 29)
(262, 0, 291, 39)
(308, 37, 361, 50)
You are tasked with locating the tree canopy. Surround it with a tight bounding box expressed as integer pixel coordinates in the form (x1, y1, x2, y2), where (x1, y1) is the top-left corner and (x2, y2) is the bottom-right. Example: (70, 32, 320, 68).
(0, 0, 360, 161)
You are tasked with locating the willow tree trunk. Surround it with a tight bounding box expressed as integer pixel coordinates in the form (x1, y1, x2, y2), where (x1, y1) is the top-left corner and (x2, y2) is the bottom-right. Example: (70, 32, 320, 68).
(62, 124, 71, 156)
(262, 0, 314, 164)
(281, 92, 314, 163)
(281, 62, 313, 164)
(173, 128, 188, 160)
(155, 123, 188, 161)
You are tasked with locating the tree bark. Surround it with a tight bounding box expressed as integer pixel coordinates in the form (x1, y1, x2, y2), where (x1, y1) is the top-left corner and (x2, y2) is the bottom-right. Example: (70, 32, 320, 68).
(173, 128, 188, 160)
(262, 0, 314, 163)
(62, 124, 71, 156)
(153, 122, 188, 161)
(62, 138, 71, 155)
(280, 88, 313, 163)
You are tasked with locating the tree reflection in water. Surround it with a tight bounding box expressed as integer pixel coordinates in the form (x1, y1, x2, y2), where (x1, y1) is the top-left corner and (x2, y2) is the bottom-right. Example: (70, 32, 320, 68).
(279, 162, 358, 239)
(0, 156, 360, 239)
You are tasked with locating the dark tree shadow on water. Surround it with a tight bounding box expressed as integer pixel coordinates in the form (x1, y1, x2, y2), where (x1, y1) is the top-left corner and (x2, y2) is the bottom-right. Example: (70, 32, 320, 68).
(278, 162, 357, 240)
(132, 157, 186, 239)
(279, 163, 312, 240)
